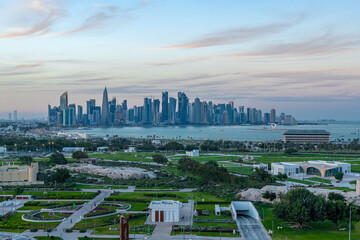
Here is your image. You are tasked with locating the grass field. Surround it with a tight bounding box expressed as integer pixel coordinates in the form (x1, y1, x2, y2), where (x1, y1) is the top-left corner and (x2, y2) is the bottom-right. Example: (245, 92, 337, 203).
(0, 213, 60, 232)
(18, 201, 86, 210)
(88, 153, 153, 162)
(306, 177, 332, 184)
(321, 187, 355, 192)
(69, 184, 128, 190)
(286, 178, 316, 186)
(255, 202, 360, 240)
(21, 191, 98, 199)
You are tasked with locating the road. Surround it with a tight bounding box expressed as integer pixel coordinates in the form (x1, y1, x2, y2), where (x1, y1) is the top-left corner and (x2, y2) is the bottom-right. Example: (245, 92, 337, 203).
(237, 216, 271, 240)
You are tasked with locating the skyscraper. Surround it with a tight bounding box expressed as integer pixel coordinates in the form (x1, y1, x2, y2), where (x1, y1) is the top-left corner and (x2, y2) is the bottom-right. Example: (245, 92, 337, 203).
(270, 108, 276, 123)
(77, 105, 83, 122)
(143, 97, 152, 124)
(13, 110, 17, 121)
(101, 87, 110, 126)
(169, 97, 176, 124)
(194, 97, 201, 123)
(178, 92, 188, 124)
(161, 92, 168, 122)
(60, 92, 68, 110)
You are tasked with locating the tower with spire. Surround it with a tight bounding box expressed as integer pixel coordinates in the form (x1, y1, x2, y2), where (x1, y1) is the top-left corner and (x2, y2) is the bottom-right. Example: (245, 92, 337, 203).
(101, 87, 110, 126)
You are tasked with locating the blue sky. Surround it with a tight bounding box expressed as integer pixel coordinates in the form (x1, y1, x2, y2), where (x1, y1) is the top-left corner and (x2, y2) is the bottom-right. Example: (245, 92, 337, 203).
(0, 0, 359, 120)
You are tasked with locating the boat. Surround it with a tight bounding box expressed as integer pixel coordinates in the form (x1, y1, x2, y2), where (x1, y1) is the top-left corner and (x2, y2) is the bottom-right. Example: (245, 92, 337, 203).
(351, 132, 356, 134)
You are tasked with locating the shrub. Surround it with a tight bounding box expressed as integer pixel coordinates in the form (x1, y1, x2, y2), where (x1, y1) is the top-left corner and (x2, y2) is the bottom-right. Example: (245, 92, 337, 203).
(46, 228, 52, 232)
(65, 228, 73, 233)
(80, 229, 86, 233)
(30, 228, 38, 232)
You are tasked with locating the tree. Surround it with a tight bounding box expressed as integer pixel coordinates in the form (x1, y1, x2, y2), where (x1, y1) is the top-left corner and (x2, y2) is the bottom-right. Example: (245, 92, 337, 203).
(328, 192, 345, 202)
(72, 151, 88, 159)
(277, 173, 288, 181)
(50, 152, 68, 164)
(326, 200, 347, 229)
(263, 191, 276, 201)
(335, 172, 344, 181)
(15, 186, 24, 195)
(164, 142, 184, 151)
(285, 148, 298, 155)
(273, 189, 326, 228)
(53, 168, 70, 183)
(152, 154, 168, 164)
(19, 156, 32, 165)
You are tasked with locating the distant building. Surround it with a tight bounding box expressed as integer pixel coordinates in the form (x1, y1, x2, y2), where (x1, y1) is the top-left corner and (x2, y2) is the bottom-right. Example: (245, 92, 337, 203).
(283, 130, 331, 144)
(149, 200, 182, 223)
(0, 162, 44, 186)
(97, 146, 109, 152)
(80, 158, 98, 164)
(186, 149, 199, 157)
(101, 87, 110, 126)
(62, 147, 85, 153)
(271, 160, 351, 177)
(124, 147, 136, 153)
(0, 146, 6, 153)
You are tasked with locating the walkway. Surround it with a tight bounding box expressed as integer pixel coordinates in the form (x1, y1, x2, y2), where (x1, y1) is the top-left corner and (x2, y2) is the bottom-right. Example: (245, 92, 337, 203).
(56, 190, 111, 231)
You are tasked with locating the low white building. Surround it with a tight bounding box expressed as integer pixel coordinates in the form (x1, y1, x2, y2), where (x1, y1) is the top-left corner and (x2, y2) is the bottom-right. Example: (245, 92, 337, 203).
(149, 200, 182, 223)
(124, 147, 136, 153)
(186, 149, 199, 157)
(97, 146, 109, 152)
(253, 163, 268, 171)
(271, 162, 300, 176)
(271, 161, 351, 177)
(0, 146, 7, 153)
(62, 147, 85, 153)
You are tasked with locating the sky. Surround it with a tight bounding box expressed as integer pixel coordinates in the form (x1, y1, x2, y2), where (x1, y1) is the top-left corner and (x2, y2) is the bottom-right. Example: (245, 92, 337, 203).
(0, 0, 359, 120)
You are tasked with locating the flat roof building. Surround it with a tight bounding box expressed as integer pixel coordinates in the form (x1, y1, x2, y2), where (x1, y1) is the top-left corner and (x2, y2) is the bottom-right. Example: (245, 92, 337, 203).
(271, 161, 351, 177)
(283, 130, 331, 144)
(0, 162, 44, 186)
(149, 200, 182, 223)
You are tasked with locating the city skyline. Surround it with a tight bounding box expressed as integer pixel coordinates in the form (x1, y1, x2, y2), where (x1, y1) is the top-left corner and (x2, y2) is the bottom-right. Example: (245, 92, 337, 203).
(1, 0, 360, 120)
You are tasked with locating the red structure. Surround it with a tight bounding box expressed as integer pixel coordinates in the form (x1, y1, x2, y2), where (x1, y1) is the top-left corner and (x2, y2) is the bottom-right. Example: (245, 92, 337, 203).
(119, 215, 129, 240)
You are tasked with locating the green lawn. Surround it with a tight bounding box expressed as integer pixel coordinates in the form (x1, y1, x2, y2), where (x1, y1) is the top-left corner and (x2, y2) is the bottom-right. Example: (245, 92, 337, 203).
(255, 202, 360, 240)
(70, 184, 128, 190)
(0, 213, 60, 232)
(321, 187, 355, 192)
(306, 177, 332, 184)
(286, 178, 316, 186)
(18, 201, 86, 210)
(88, 153, 152, 162)
(21, 191, 98, 199)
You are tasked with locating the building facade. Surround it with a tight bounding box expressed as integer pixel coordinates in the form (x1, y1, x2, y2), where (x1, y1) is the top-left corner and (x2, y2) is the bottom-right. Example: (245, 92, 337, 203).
(0, 162, 43, 186)
(283, 130, 331, 144)
(149, 200, 182, 223)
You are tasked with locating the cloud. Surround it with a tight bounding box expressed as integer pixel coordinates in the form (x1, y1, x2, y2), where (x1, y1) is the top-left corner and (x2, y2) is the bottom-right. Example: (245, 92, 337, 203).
(151, 33, 360, 66)
(13, 62, 42, 67)
(155, 15, 305, 49)
(0, 9, 60, 39)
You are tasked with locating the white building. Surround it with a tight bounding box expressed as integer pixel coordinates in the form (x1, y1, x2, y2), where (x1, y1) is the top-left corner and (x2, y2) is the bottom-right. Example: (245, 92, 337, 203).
(271, 162, 300, 176)
(149, 200, 182, 223)
(253, 163, 268, 171)
(62, 147, 85, 153)
(186, 149, 199, 157)
(0, 146, 7, 153)
(271, 161, 351, 177)
(97, 146, 109, 152)
(124, 147, 136, 153)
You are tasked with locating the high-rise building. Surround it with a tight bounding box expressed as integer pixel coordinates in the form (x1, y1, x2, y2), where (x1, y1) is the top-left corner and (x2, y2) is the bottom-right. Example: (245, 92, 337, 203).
(143, 98, 152, 124)
(122, 100, 127, 111)
(270, 108, 276, 123)
(69, 104, 76, 125)
(77, 105, 83, 122)
(161, 92, 168, 122)
(109, 97, 116, 124)
(8, 113, 11, 121)
(169, 97, 176, 124)
(194, 97, 201, 123)
(177, 92, 188, 124)
(13, 110, 17, 121)
(153, 99, 160, 123)
(60, 92, 68, 110)
(101, 87, 110, 126)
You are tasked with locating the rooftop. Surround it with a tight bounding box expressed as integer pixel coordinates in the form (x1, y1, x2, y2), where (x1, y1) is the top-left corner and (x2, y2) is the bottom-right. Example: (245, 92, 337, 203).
(283, 130, 330, 136)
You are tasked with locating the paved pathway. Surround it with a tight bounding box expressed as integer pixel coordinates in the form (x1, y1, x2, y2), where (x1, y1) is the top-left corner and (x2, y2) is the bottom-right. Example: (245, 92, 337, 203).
(56, 190, 111, 231)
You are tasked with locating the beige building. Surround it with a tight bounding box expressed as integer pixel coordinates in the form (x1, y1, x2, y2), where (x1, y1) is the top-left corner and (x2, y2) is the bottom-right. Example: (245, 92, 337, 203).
(0, 162, 44, 186)
(283, 130, 331, 144)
